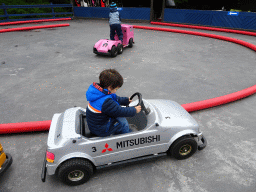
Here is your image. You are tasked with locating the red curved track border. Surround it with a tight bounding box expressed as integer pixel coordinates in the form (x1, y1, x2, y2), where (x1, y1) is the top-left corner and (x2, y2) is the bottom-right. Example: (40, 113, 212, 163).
(0, 18, 71, 26)
(1, 23, 256, 134)
(0, 121, 51, 134)
(151, 22, 256, 37)
(0, 23, 70, 33)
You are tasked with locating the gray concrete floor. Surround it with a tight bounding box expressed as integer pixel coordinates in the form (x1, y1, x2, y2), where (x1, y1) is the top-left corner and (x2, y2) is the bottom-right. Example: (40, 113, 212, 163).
(0, 18, 256, 192)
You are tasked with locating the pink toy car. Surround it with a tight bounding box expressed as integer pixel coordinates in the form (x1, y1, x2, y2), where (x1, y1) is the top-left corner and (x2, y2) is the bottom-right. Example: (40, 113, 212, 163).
(93, 24, 134, 57)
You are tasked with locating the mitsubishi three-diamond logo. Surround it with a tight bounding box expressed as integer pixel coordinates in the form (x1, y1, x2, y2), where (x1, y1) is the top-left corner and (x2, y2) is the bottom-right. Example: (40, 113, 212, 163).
(101, 143, 113, 153)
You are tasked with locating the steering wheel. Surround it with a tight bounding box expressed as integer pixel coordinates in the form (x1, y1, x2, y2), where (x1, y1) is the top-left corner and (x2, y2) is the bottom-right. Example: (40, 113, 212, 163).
(128, 92, 150, 115)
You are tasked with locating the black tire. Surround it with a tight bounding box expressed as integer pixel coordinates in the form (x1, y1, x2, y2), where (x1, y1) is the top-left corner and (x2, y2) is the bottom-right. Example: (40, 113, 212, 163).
(58, 159, 93, 186)
(117, 43, 123, 54)
(93, 47, 97, 54)
(128, 38, 133, 48)
(111, 45, 118, 57)
(170, 136, 198, 160)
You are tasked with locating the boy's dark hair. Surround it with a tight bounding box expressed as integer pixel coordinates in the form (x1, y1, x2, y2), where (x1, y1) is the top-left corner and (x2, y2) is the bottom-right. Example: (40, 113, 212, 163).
(99, 69, 123, 89)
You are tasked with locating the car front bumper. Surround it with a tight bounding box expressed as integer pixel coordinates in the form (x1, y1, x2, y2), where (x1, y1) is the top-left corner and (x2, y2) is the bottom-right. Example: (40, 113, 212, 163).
(197, 132, 207, 150)
(93, 47, 111, 56)
(0, 153, 13, 176)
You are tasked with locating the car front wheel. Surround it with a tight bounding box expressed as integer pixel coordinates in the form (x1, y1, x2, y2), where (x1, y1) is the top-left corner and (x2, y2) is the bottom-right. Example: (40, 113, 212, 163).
(111, 45, 118, 57)
(58, 159, 93, 186)
(117, 43, 123, 54)
(170, 136, 198, 160)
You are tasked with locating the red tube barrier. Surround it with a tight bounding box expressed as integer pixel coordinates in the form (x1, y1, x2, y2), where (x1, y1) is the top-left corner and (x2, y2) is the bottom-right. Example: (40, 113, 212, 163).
(0, 23, 70, 33)
(0, 18, 71, 26)
(133, 25, 256, 51)
(151, 22, 256, 37)
(0, 120, 51, 134)
(181, 85, 256, 112)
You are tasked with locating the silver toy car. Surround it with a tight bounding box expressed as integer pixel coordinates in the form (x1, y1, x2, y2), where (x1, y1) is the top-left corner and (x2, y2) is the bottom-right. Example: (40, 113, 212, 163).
(41, 93, 206, 186)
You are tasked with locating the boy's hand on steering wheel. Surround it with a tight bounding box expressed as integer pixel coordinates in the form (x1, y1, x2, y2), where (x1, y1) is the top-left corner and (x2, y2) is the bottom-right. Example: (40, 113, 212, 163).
(129, 95, 141, 113)
(135, 105, 141, 113)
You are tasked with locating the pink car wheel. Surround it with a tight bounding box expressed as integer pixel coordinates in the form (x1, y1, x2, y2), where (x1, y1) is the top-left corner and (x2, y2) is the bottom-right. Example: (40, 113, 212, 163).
(117, 44, 123, 54)
(128, 38, 133, 48)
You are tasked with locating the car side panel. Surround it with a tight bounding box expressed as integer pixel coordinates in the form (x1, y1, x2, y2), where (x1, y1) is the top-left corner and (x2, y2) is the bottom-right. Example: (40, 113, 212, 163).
(46, 151, 97, 175)
(84, 129, 169, 166)
(168, 129, 199, 146)
(0, 143, 6, 167)
(0, 152, 6, 167)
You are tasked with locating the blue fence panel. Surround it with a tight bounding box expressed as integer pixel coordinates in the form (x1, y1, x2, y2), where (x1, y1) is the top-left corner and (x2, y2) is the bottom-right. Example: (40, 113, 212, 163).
(187, 13, 211, 25)
(164, 8, 256, 30)
(74, 7, 150, 20)
(74, 7, 109, 18)
(0, 3, 73, 22)
(163, 9, 185, 23)
(242, 16, 256, 30)
(211, 11, 243, 28)
(120, 8, 150, 20)
(73, 7, 256, 30)
(0, 4, 72, 9)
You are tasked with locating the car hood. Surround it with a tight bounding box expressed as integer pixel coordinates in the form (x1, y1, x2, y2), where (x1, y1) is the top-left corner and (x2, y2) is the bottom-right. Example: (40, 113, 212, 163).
(94, 39, 119, 53)
(147, 99, 199, 129)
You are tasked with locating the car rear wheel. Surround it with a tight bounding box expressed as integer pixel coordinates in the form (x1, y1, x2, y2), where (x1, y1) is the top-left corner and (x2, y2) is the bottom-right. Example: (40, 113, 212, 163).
(170, 136, 198, 160)
(58, 159, 93, 186)
(111, 45, 118, 57)
(117, 43, 123, 54)
(128, 38, 133, 48)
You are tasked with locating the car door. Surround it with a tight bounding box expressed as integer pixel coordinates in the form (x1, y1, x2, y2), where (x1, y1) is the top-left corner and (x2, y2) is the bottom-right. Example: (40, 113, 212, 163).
(88, 128, 167, 166)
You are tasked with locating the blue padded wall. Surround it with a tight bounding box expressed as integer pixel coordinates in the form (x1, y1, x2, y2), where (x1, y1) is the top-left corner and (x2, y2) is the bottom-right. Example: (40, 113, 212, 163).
(164, 8, 256, 30)
(73, 7, 256, 30)
(74, 7, 150, 20)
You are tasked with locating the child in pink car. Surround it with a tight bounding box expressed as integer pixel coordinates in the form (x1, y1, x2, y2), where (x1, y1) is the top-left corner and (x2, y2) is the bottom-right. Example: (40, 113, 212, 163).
(109, 2, 123, 43)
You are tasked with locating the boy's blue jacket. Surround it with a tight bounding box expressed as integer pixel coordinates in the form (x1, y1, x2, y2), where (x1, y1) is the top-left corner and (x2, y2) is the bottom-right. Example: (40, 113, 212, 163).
(86, 82, 136, 136)
(109, 7, 121, 25)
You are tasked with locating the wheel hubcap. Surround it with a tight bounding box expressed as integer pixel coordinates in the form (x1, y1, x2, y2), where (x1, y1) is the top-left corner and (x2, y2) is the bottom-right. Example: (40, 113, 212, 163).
(68, 170, 84, 181)
(179, 144, 192, 156)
